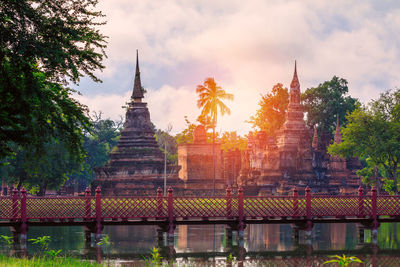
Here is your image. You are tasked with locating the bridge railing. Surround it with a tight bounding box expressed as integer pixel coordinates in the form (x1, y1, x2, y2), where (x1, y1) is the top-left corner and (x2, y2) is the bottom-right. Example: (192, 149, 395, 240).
(377, 195, 400, 216)
(243, 195, 305, 217)
(0, 188, 19, 221)
(1, 186, 400, 223)
(25, 195, 89, 220)
(101, 191, 168, 220)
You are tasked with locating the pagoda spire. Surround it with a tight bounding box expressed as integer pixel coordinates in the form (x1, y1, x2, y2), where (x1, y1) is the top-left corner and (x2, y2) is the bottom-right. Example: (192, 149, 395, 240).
(312, 125, 318, 149)
(334, 115, 342, 143)
(287, 60, 300, 105)
(132, 50, 144, 102)
(290, 60, 300, 90)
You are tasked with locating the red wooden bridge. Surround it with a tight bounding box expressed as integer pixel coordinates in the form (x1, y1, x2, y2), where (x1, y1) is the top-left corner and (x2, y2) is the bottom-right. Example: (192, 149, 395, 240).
(0, 186, 398, 243)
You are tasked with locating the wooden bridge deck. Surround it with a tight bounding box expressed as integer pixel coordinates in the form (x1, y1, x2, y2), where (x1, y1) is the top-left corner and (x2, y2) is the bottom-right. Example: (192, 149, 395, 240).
(0, 186, 398, 238)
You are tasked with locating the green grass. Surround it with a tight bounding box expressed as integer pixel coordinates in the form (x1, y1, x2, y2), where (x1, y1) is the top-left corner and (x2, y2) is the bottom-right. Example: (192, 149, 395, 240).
(0, 255, 103, 267)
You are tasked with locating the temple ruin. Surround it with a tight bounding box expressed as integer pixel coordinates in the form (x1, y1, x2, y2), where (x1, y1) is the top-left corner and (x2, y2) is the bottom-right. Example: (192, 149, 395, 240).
(93, 57, 361, 196)
(238, 63, 361, 194)
(93, 51, 184, 195)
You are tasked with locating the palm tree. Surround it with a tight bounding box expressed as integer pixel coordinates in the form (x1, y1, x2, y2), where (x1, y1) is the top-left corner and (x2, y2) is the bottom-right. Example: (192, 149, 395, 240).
(196, 78, 234, 195)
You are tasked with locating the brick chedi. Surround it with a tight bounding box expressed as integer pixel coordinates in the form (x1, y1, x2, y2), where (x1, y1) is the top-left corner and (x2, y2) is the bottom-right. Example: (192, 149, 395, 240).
(238, 62, 361, 194)
(325, 117, 361, 193)
(93, 51, 183, 196)
(177, 125, 225, 194)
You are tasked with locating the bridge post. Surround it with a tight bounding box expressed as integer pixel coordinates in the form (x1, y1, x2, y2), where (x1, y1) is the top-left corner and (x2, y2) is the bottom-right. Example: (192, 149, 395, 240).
(238, 187, 245, 239)
(85, 187, 91, 220)
(11, 188, 19, 244)
(167, 187, 174, 242)
(226, 187, 232, 218)
(12, 188, 18, 221)
(305, 186, 313, 242)
(84, 187, 92, 244)
(157, 187, 163, 218)
(293, 187, 298, 217)
(20, 188, 27, 249)
(95, 186, 102, 242)
(358, 186, 364, 218)
(371, 186, 378, 244)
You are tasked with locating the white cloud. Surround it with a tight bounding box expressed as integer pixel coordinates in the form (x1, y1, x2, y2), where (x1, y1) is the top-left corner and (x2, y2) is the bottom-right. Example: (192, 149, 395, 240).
(73, 91, 129, 121)
(78, 0, 400, 135)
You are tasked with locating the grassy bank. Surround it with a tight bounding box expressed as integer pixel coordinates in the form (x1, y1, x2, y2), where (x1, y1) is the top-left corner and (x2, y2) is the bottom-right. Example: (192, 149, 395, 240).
(0, 255, 103, 267)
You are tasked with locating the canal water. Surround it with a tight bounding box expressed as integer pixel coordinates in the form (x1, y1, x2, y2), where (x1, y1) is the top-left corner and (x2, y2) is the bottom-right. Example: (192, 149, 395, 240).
(1, 223, 400, 266)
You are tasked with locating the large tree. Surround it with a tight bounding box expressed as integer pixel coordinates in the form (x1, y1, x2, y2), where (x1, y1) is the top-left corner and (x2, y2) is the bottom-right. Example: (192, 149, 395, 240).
(249, 83, 289, 136)
(0, 139, 82, 195)
(196, 77, 233, 193)
(328, 89, 400, 194)
(0, 0, 106, 160)
(301, 76, 359, 132)
(196, 78, 234, 128)
(1, 115, 122, 195)
(68, 115, 121, 191)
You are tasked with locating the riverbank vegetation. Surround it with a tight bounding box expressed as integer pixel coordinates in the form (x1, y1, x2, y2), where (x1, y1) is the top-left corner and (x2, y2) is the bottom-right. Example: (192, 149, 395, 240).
(0, 255, 102, 267)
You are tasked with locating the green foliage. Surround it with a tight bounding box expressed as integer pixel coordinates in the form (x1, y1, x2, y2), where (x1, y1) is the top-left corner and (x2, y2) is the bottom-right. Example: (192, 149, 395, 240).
(0, 139, 82, 194)
(68, 115, 122, 187)
(381, 178, 398, 194)
(0, 114, 122, 193)
(227, 253, 234, 264)
(0, 0, 106, 160)
(249, 83, 289, 136)
(155, 128, 178, 164)
(45, 249, 62, 258)
(29, 236, 51, 251)
(220, 131, 247, 152)
(323, 254, 362, 266)
(143, 247, 163, 267)
(175, 116, 197, 144)
(196, 77, 234, 128)
(96, 234, 111, 246)
(0, 235, 13, 247)
(356, 157, 387, 191)
(301, 76, 359, 133)
(328, 89, 400, 194)
(0, 254, 102, 266)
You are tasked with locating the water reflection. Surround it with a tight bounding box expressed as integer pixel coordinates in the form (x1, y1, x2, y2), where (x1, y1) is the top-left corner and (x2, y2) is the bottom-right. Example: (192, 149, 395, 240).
(1, 223, 400, 265)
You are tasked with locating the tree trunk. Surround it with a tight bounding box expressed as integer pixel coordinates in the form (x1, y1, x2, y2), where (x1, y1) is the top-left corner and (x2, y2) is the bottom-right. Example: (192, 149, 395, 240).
(390, 161, 398, 195)
(17, 171, 27, 191)
(374, 166, 381, 194)
(38, 180, 48, 196)
(212, 126, 215, 196)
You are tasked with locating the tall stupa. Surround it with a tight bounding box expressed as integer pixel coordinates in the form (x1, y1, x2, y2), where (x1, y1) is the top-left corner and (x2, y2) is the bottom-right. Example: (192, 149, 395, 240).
(93, 51, 183, 195)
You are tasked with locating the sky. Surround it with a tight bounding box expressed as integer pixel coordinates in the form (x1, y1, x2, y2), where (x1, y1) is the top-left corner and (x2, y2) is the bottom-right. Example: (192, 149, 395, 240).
(73, 0, 400, 135)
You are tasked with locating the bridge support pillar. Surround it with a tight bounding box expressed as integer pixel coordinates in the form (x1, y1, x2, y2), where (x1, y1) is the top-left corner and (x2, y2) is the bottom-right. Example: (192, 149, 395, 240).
(371, 229, 378, 245)
(157, 228, 165, 247)
(83, 224, 97, 247)
(10, 227, 20, 245)
(167, 187, 174, 243)
(238, 223, 245, 240)
(358, 227, 365, 244)
(305, 230, 312, 245)
(95, 187, 102, 243)
(357, 224, 365, 245)
(225, 227, 233, 247)
(292, 227, 299, 244)
(84, 230, 92, 245)
(20, 231, 27, 250)
(9, 225, 27, 249)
